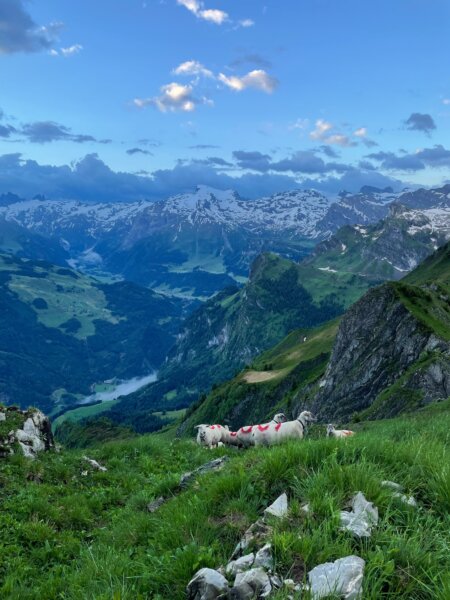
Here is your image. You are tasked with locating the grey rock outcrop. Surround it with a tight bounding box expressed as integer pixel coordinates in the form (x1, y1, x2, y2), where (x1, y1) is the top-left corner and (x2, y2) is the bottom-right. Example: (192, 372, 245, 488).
(305, 283, 449, 420)
(232, 567, 272, 599)
(180, 456, 229, 488)
(1, 408, 54, 459)
(264, 493, 288, 519)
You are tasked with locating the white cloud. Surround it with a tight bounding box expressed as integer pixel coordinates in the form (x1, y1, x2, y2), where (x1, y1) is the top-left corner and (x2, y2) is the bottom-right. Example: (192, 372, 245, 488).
(289, 118, 310, 131)
(309, 119, 356, 146)
(49, 49, 59, 57)
(238, 19, 255, 28)
(134, 82, 212, 113)
(61, 44, 83, 57)
(310, 119, 333, 140)
(218, 69, 277, 93)
(173, 60, 213, 78)
(354, 127, 367, 138)
(443, 98, 450, 105)
(177, 0, 228, 24)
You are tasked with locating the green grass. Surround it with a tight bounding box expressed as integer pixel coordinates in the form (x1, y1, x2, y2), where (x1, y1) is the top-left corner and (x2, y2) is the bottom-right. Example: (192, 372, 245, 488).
(52, 399, 121, 429)
(2, 403, 449, 599)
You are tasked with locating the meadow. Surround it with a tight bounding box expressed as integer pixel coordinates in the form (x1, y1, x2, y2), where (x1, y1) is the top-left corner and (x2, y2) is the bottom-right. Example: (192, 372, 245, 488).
(1, 401, 449, 599)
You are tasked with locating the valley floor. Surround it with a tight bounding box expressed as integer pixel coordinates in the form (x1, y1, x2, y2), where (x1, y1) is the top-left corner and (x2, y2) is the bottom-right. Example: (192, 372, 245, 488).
(1, 402, 450, 599)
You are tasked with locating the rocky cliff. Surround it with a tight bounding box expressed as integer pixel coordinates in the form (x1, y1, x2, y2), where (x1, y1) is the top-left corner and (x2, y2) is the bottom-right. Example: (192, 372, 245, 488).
(304, 282, 450, 420)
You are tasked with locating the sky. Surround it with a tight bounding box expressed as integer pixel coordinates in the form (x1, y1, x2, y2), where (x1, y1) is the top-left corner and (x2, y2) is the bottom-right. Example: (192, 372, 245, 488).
(0, 0, 450, 201)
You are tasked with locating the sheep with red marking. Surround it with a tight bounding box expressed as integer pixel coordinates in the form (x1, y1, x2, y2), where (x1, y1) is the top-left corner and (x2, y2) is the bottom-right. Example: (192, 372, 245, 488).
(234, 413, 288, 448)
(326, 424, 355, 438)
(252, 410, 317, 446)
(195, 424, 227, 449)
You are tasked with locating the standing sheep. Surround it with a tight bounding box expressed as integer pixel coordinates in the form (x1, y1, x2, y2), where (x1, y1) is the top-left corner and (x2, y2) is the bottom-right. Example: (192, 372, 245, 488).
(252, 411, 317, 446)
(235, 413, 288, 448)
(326, 424, 355, 438)
(195, 424, 228, 449)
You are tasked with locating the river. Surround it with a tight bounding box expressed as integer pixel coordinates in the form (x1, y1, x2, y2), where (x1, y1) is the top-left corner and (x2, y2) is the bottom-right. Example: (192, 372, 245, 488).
(78, 372, 158, 405)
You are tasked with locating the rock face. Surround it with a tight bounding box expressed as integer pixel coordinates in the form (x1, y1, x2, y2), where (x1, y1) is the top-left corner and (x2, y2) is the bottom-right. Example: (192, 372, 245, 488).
(307, 282, 450, 420)
(0, 408, 54, 459)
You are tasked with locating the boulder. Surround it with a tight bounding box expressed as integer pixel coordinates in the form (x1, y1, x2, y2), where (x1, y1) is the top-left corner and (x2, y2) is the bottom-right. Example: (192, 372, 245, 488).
(14, 409, 54, 459)
(231, 519, 273, 559)
(233, 567, 272, 599)
(0, 411, 6, 422)
(264, 493, 288, 519)
(308, 555, 365, 599)
(340, 492, 378, 537)
(186, 567, 229, 600)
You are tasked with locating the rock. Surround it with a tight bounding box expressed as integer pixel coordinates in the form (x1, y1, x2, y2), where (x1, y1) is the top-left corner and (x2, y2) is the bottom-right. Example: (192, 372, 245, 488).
(381, 480, 403, 492)
(14, 410, 54, 459)
(180, 456, 229, 488)
(147, 496, 166, 513)
(83, 456, 107, 472)
(254, 544, 273, 571)
(264, 493, 288, 519)
(301, 503, 311, 514)
(0, 412, 5, 422)
(340, 492, 378, 537)
(308, 555, 365, 599)
(234, 568, 272, 599)
(393, 492, 418, 507)
(269, 574, 282, 589)
(231, 519, 273, 559)
(226, 553, 255, 577)
(229, 582, 254, 600)
(186, 567, 229, 600)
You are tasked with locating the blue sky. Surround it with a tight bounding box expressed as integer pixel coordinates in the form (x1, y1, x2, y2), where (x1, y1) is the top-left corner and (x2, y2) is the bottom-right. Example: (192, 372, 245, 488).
(0, 0, 449, 201)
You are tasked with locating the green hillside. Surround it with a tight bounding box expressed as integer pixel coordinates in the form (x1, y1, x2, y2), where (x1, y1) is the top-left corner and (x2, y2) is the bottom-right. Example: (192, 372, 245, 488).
(110, 253, 354, 430)
(1, 402, 450, 599)
(181, 319, 339, 432)
(0, 254, 184, 414)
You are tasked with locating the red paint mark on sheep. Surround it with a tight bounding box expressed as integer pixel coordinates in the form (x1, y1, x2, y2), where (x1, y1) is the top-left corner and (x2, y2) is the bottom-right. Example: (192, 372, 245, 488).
(275, 422, 282, 431)
(240, 426, 253, 434)
(257, 424, 270, 432)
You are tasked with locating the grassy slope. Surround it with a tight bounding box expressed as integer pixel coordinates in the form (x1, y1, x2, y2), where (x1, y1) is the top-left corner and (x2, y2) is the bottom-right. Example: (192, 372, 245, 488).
(182, 319, 339, 431)
(1, 403, 450, 599)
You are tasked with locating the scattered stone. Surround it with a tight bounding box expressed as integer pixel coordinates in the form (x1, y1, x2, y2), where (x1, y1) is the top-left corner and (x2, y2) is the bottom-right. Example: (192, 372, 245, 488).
(381, 480, 404, 492)
(264, 492, 288, 519)
(254, 544, 273, 571)
(147, 496, 166, 513)
(0, 412, 5, 422)
(81, 470, 88, 477)
(231, 519, 273, 559)
(226, 553, 255, 577)
(308, 555, 365, 599)
(186, 567, 229, 600)
(301, 503, 311, 514)
(180, 456, 229, 488)
(233, 567, 272, 599)
(340, 492, 378, 537)
(393, 492, 418, 508)
(83, 456, 107, 472)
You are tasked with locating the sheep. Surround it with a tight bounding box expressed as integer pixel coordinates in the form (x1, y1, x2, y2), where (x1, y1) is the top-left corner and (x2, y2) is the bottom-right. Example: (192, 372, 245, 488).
(195, 424, 227, 449)
(326, 424, 355, 438)
(234, 413, 288, 448)
(252, 410, 317, 447)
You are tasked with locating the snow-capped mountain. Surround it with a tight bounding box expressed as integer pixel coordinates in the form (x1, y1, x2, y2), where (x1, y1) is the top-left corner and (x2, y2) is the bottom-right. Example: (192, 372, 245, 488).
(0, 183, 448, 298)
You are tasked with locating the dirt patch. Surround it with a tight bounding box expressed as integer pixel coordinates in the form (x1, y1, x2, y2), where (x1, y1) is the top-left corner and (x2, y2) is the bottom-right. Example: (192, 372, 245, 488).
(243, 370, 284, 383)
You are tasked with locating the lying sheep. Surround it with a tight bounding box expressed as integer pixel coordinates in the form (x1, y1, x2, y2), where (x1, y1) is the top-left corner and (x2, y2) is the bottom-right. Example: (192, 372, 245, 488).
(195, 424, 228, 449)
(252, 411, 316, 446)
(234, 413, 288, 448)
(326, 424, 355, 438)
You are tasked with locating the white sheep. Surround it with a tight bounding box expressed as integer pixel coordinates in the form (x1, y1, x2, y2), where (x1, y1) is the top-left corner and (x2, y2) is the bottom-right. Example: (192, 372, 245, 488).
(326, 424, 355, 438)
(234, 413, 288, 448)
(195, 424, 228, 449)
(252, 411, 317, 446)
